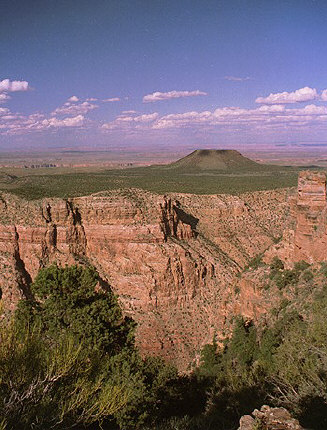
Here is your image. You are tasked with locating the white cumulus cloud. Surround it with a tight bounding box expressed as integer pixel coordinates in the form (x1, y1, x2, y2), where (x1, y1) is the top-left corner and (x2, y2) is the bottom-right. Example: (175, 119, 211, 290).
(0, 79, 30, 93)
(0, 108, 10, 116)
(102, 112, 158, 130)
(68, 95, 79, 102)
(0, 94, 11, 103)
(143, 90, 207, 103)
(134, 113, 159, 122)
(321, 89, 327, 101)
(103, 97, 120, 102)
(0, 104, 86, 135)
(44, 115, 85, 128)
(52, 101, 98, 116)
(256, 87, 318, 104)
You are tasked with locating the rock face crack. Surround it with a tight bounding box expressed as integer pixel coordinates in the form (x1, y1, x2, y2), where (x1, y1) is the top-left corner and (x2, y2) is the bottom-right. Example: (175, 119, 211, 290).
(0, 195, 7, 210)
(65, 200, 87, 257)
(159, 197, 198, 240)
(66, 200, 82, 226)
(13, 226, 33, 300)
(42, 203, 52, 223)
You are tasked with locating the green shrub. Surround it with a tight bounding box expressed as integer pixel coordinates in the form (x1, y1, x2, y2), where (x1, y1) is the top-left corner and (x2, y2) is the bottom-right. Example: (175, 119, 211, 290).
(270, 257, 284, 272)
(302, 269, 314, 282)
(273, 236, 282, 244)
(320, 262, 327, 277)
(0, 322, 130, 429)
(234, 285, 241, 295)
(246, 254, 264, 271)
(6, 265, 181, 430)
(275, 269, 299, 289)
(269, 257, 285, 281)
(294, 261, 310, 272)
(16, 264, 135, 353)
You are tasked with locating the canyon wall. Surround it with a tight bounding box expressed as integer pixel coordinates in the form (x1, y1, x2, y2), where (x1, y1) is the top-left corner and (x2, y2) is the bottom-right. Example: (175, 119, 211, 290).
(264, 171, 327, 266)
(235, 171, 327, 331)
(0, 188, 289, 369)
(294, 171, 327, 262)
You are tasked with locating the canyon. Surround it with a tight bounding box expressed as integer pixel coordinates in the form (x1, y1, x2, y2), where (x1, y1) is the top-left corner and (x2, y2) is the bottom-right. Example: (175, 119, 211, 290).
(0, 170, 325, 370)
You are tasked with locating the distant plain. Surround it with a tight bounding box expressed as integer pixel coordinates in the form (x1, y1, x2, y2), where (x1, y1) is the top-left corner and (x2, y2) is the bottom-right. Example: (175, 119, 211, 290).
(0, 147, 326, 200)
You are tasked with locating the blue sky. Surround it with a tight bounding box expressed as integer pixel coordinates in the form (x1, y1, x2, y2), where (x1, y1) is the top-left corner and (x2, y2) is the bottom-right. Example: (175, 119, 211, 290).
(1, 0, 327, 151)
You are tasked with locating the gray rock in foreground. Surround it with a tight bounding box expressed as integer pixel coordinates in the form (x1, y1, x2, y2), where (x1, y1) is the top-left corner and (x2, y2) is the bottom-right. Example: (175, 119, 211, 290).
(238, 405, 304, 430)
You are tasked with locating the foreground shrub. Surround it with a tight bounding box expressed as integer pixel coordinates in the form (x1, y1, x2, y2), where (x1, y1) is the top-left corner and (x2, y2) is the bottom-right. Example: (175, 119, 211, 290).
(0, 323, 130, 429)
(1, 265, 181, 429)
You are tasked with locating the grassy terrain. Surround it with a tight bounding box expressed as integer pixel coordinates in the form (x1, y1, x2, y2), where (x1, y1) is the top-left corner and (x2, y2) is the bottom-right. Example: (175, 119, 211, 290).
(0, 164, 304, 199)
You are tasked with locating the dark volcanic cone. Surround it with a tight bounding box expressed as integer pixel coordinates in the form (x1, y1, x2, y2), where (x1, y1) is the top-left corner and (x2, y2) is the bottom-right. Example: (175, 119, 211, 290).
(167, 149, 263, 171)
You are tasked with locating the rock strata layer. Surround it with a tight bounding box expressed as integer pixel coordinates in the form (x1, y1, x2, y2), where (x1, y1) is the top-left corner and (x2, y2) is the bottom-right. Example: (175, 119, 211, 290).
(0, 188, 289, 369)
(265, 171, 327, 266)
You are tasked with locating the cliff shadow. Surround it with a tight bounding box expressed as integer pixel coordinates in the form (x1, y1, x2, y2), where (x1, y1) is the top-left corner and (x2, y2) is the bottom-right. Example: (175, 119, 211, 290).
(14, 250, 33, 300)
(174, 201, 199, 235)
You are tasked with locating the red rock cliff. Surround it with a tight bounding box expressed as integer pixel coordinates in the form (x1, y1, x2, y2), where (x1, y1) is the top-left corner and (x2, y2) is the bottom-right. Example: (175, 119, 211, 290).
(294, 171, 327, 262)
(264, 171, 327, 266)
(0, 188, 289, 369)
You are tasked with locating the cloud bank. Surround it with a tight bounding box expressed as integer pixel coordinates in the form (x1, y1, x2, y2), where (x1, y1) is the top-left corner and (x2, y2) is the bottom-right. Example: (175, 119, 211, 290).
(0, 110, 85, 135)
(2, 83, 327, 140)
(101, 103, 327, 135)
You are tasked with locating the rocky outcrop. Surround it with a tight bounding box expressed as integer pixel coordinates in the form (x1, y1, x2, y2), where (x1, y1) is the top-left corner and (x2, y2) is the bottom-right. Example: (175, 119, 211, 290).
(0, 188, 289, 369)
(294, 171, 327, 262)
(238, 405, 304, 430)
(231, 268, 271, 321)
(265, 171, 327, 266)
(159, 197, 196, 240)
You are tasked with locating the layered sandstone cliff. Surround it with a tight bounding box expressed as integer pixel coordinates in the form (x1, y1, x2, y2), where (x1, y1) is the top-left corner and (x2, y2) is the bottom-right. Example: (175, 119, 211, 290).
(264, 170, 327, 266)
(233, 171, 327, 329)
(294, 171, 327, 262)
(0, 188, 290, 369)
